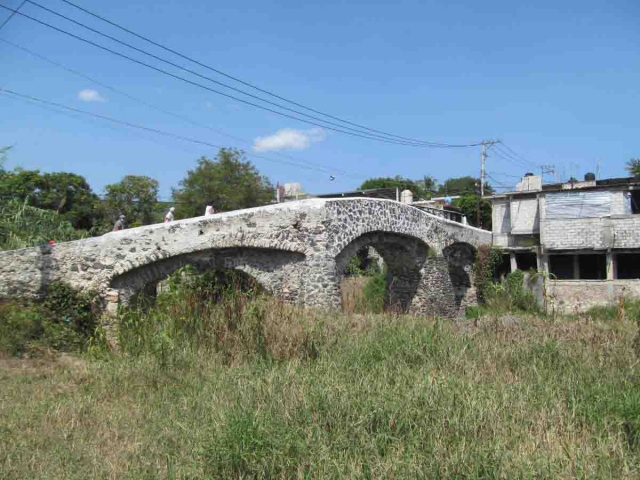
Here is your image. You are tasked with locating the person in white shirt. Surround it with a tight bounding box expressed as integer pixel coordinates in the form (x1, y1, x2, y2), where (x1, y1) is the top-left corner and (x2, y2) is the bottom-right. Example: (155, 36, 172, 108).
(164, 207, 175, 222)
(204, 204, 215, 216)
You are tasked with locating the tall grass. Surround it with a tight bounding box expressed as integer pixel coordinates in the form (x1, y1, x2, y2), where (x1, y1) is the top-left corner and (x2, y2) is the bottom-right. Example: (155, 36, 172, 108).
(2, 306, 640, 478)
(0, 198, 89, 251)
(2, 269, 640, 478)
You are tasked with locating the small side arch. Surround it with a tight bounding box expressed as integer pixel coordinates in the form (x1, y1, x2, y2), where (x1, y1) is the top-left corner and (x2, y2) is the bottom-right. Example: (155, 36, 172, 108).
(442, 242, 478, 313)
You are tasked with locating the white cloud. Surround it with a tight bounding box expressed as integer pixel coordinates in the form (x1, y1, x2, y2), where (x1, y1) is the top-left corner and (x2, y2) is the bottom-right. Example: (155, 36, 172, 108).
(77, 89, 106, 102)
(253, 128, 325, 152)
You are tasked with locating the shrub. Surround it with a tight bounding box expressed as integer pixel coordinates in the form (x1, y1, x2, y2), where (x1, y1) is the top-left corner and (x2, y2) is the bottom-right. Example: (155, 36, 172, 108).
(0, 282, 99, 356)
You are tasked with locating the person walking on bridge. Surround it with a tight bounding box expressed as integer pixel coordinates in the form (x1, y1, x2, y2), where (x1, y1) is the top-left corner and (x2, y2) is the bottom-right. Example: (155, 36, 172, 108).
(112, 214, 126, 231)
(164, 207, 176, 222)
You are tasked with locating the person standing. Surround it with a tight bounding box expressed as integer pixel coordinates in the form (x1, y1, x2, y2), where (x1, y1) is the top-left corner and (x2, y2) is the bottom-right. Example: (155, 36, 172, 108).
(164, 206, 175, 222)
(204, 203, 215, 216)
(113, 214, 126, 231)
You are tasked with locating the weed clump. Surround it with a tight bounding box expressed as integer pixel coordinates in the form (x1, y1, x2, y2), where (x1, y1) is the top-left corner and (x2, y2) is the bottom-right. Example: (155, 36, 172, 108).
(0, 282, 98, 356)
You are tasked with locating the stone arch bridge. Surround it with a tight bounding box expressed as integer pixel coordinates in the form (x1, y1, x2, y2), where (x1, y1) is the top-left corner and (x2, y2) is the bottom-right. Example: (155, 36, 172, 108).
(0, 198, 491, 319)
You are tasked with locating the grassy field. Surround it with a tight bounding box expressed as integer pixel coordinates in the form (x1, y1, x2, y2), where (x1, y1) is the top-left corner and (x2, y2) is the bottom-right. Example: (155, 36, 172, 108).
(2, 295, 640, 479)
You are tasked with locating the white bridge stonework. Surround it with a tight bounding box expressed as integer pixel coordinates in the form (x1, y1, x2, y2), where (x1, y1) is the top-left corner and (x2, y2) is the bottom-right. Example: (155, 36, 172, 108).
(0, 198, 491, 322)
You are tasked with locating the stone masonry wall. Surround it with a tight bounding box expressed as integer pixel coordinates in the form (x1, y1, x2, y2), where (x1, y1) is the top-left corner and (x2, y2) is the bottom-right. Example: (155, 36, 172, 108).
(0, 198, 491, 320)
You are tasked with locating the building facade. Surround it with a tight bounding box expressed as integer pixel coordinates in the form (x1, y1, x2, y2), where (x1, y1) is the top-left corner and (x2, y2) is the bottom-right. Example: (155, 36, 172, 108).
(489, 174, 640, 312)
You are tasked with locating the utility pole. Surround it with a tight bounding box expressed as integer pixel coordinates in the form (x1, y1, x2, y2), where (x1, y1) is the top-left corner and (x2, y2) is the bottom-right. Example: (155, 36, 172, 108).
(480, 140, 498, 197)
(476, 181, 481, 228)
(478, 140, 498, 228)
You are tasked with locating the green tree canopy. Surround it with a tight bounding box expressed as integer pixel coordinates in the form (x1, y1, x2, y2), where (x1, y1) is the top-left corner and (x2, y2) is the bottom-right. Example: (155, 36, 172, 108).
(101, 175, 159, 228)
(437, 176, 494, 196)
(453, 194, 492, 230)
(359, 176, 433, 200)
(172, 149, 274, 218)
(0, 168, 100, 230)
(626, 159, 640, 178)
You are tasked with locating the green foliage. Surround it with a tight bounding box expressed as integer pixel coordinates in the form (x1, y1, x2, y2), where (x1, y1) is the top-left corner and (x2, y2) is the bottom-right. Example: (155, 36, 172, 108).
(118, 269, 319, 364)
(172, 149, 274, 218)
(437, 175, 494, 196)
(100, 175, 160, 229)
(0, 282, 98, 356)
(359, 175, 431, 200)
(0, 168, 100, 230)
(361, 273, 386, 314)
(453, 194, 492, 229)
(0, 145, 10, 172)
(0, 198, 90, 250)
(473, 245, 503, 302)
(485, 269, 540, 314)
(626, 158, 640, 178)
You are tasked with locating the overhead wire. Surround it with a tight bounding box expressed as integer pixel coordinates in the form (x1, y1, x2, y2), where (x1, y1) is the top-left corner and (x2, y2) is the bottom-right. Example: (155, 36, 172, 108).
(3, 1, 480, 148)
(0, 87, 364, 177)
(490, 144, 533, 171)
(494, 142, 538, 170)
(0, 0, 25, 29)
(0, 36, 363, 180)
(56, 0, 482, 149)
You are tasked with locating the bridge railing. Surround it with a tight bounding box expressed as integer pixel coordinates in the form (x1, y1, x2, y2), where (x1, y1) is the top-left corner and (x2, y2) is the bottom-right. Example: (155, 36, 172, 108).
(412, 205, 464, 224)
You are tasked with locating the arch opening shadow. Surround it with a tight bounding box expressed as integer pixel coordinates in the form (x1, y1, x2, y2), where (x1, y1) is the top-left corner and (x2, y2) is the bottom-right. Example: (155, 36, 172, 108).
(335, 231, 429, 313)
(442, 242, 477, 313)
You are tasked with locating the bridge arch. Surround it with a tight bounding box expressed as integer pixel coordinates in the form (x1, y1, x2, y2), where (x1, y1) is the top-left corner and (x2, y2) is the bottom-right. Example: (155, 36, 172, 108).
(334, 231, 430, 312)
(108, 247, 306, 307)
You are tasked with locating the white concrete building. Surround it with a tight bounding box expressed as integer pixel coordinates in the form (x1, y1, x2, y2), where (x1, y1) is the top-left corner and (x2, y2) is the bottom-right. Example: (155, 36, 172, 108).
(487, 174, 640, 312)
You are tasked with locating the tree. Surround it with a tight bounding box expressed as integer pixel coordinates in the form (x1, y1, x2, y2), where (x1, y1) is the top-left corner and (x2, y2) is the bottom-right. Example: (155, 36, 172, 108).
(0, 146, 11, 173)
(0, 168, 100, 230)
(626, 159, 640, 178)
(172, 149, 274, 218)
(453, 194, 492, 230)
(359, 176, 432, 200)
(437, 176, 494, 196)
(102, 175, 159, 228)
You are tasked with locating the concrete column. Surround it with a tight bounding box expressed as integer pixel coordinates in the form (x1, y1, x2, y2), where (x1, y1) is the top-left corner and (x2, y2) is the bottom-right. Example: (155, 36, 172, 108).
(537, 249, 549, 275)
(573, 255, 580, 280)
(606, 251, 616, 280)
(509, 252, 518, 272)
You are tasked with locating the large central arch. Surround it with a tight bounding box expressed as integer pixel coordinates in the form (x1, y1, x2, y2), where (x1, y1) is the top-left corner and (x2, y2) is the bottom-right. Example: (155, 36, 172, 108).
(335, 231, 430, 312)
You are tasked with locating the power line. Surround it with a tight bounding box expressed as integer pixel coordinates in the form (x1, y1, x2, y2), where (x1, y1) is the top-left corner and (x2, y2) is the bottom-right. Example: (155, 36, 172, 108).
(25, 1, 428, 147)
(0, 4, 423, 147)
(490, 144, 532, 170)
(57, 0, 482, 149)
(0, 87, 361, 176)
(0, 0, 25, 30)
(6, 2, 480, 149)
(487, 171, 522, 179)
(495, 141, 538, 169)
(0, 36, 362, 180)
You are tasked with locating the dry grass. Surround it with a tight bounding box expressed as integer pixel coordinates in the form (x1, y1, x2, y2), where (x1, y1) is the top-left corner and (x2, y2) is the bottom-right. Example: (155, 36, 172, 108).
(1, 301, 640, 479)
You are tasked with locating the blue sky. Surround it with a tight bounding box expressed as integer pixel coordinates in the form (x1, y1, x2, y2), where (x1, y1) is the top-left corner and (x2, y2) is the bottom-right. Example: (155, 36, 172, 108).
(1, 0, 639, 198)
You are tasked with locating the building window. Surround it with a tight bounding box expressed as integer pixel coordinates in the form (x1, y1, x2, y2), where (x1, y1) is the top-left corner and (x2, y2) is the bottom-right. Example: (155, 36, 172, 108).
(549, 254, 607, 280)
(515, 253, 537, 271)
(579, 254, 607, 280)
(549, 255, 574, 280)
(617, 253, 640, 279)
